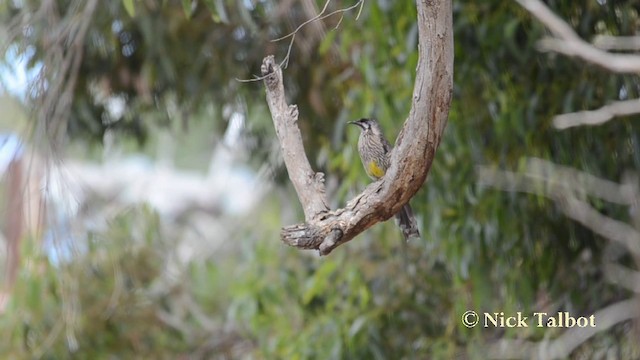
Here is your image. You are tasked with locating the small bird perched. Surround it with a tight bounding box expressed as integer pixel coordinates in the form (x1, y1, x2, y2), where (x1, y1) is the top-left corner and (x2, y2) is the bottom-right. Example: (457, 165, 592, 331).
(348, 118, 420, 240)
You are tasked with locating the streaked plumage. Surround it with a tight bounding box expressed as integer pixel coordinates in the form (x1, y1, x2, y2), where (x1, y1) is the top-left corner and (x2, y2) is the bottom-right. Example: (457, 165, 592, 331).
(348, 118, 420, 240)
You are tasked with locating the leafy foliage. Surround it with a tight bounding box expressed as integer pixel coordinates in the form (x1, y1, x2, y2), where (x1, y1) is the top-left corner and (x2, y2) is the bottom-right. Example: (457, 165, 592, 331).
(2, 0, 640, 358)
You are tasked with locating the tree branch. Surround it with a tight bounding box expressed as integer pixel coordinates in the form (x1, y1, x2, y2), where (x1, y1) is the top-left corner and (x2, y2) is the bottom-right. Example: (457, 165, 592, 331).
(553, 99, 640, 130)
(604, 263, 640, 293)
(558, 196, 640, 259)
(478, 161, 640, 258)
(489, 297, 640, 359)
(478, 158, 638, 206)
(260, 59, 330, 221)
(261, 0, 453, 255)
(517, 0, 640, 73)
(592, 35, 640, 51)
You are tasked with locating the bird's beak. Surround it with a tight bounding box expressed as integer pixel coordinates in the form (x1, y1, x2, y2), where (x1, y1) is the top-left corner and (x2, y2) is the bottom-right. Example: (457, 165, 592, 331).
(348, 120, 362, 128)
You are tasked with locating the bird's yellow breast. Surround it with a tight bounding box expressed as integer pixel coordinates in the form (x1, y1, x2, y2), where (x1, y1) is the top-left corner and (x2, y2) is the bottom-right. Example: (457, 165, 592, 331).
(367, 161, 385, 179)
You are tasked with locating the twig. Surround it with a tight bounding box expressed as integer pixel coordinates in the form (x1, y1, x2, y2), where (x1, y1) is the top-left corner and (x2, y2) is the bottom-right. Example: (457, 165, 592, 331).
(25, 0, 99, 153)
(236, 0, 364, 80)
(553, 99, 640, 129)
(272, 0, 365, 68)
(271, 0, 333, 43)
(516, 0, 640, 73)
(234, 74, 270, 83)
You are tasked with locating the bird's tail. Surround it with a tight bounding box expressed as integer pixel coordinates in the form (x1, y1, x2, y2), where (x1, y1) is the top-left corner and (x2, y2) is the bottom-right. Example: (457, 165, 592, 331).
(395, 203, 420, 241)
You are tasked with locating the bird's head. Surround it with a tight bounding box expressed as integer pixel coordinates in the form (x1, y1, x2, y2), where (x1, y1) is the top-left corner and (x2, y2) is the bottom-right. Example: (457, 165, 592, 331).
(348, 118, 378, 132)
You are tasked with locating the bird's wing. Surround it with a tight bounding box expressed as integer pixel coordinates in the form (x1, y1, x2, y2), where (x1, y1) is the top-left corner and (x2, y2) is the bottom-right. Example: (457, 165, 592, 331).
(381, 135, 392, 155)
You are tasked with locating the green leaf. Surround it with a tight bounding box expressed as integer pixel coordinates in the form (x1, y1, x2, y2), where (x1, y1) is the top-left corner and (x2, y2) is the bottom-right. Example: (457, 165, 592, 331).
(319, 30, 337, 56)
(302, 260, 338, 305)
(122, 0, 135, 17)
(203, 0, 221, 22)
(348, 316, 368, 339)
(182, 0, 192, 19)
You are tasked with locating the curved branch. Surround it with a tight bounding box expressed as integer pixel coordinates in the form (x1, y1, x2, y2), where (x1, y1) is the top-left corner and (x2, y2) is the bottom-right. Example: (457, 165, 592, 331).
(261, 0, 453, 255)
(517, 0, 640, 73)
(489, 298, 640, 359)
(553, 99, 640, 130)
(478, 162, 640, 258)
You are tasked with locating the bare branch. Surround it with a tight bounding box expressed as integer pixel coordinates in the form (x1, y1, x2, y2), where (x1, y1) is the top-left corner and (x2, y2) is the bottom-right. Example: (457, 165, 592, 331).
(262, 0, 453, 255)
(478, 158, 638, 206)
(270, 0, 333, 43)
(558, 196, 640, 258)
(260, 58, 330, 221)
(272, 0, 364, 68)
(553, 99, 640, 130)
(478, 162, 640, 257)
(479, 160, 640, 357)
(21, 0, 100, 153)
(516, 0, 640, 73)
(593, 35, 640, 51)
(604, 263, 640, 293)
(489, 298, 640, 359)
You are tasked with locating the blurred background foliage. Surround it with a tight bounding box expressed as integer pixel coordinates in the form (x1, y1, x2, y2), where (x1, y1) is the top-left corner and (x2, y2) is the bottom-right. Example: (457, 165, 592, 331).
(1, 0, 639, 358)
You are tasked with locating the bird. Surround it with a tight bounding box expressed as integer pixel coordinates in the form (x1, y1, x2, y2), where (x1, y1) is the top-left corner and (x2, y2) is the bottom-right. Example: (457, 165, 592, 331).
(348, 118, 420, 241)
